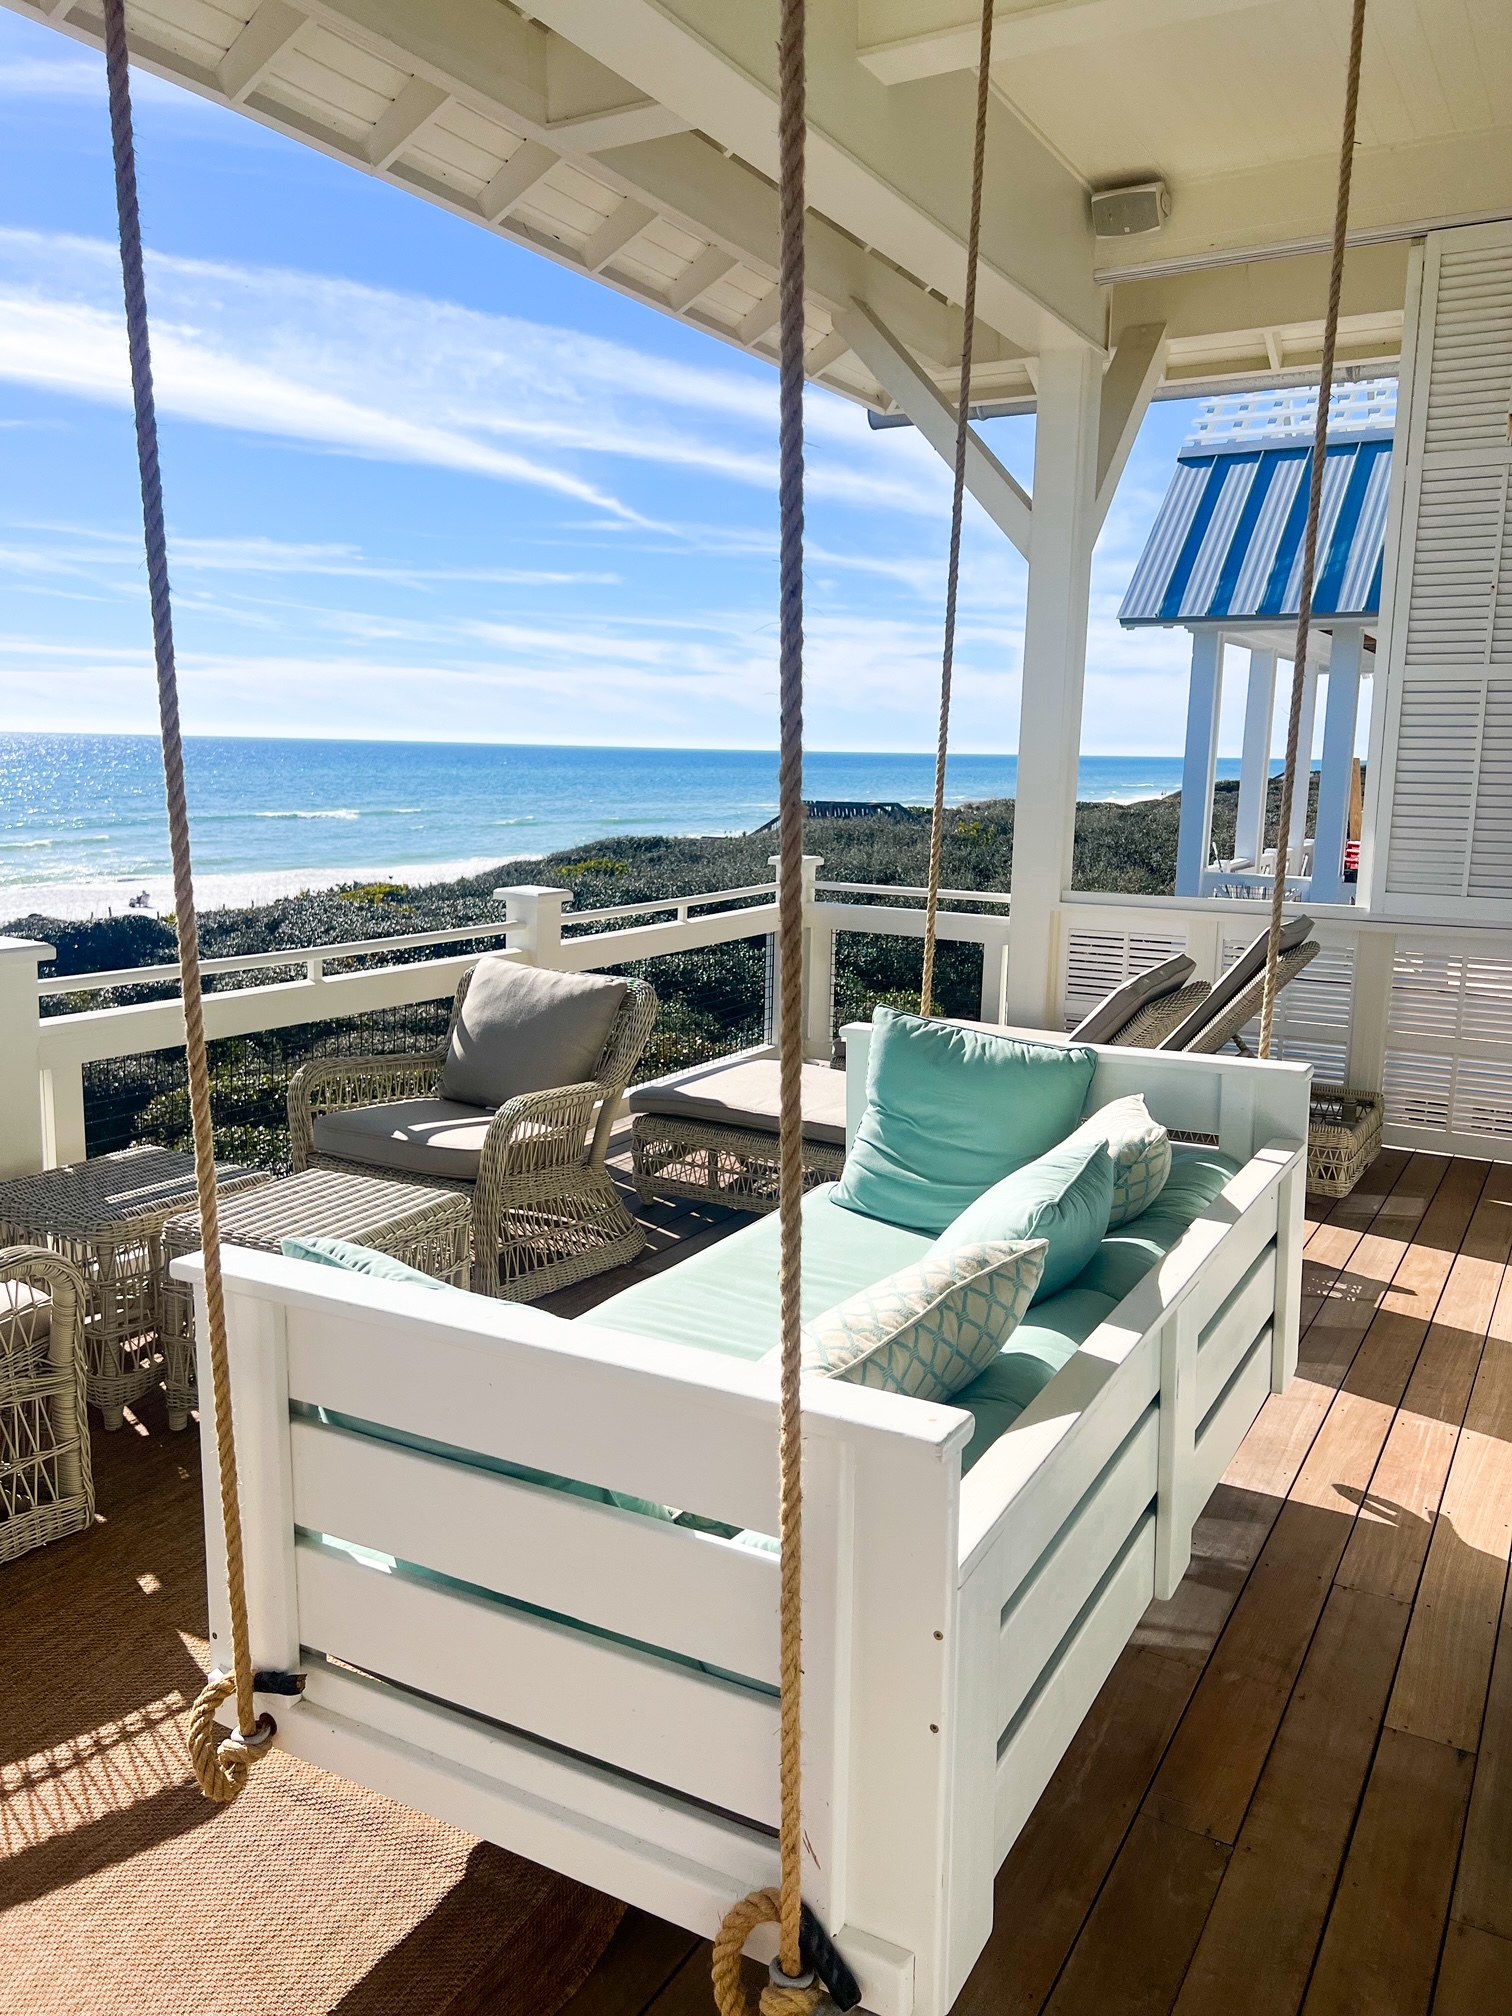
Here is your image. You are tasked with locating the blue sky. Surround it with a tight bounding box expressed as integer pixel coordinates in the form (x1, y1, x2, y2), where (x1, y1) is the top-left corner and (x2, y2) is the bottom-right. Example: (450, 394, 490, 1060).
(0, 5, 1206, 755)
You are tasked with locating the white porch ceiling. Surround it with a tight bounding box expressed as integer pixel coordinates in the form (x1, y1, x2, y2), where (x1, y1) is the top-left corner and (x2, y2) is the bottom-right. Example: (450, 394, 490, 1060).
(9, 0, 1505, 408)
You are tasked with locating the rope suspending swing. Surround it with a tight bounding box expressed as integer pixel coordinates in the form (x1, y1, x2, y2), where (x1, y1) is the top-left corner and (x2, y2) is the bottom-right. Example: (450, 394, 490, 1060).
(920, 0, 995, 1018)
(712, 1, 840, 2012)
(1258, 0, 1367, 1057)
(102, 0, 288, 1803)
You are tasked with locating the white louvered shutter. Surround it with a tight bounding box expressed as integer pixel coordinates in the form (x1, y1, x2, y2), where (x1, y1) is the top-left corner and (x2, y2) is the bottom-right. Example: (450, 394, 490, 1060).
(1380, 224, 1512, 914)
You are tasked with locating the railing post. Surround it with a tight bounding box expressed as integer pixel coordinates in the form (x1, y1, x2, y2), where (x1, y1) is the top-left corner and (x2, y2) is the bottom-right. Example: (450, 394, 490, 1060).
(770, 854, 827, 1057)
(494, 885, 569, 966)
(0, 936, 54, 1180)
(41, 1059, 87, 1170)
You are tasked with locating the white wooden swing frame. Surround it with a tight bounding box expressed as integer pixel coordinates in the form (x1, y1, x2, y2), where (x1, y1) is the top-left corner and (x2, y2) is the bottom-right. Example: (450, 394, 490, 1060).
(179, 1036, 1308, 2016)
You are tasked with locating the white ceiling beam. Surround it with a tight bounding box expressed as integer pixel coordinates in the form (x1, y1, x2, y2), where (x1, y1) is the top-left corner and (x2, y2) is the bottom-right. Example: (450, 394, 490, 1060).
(858, 0, 1274, 81)
(479, 139, 559, 223)
(525, 0, 1103, 353)
(581, 198, 657, 274)
(737, 291, 781, 347)
(834, 301, 1032, 558)
(665, 245, 739, 313)
(218, 0, 304, 105)
(598, 133, 971, 367)
(548, 101, 691, 152)
(1094, 320, 1165, 530)
(365, 76, 449, 171)
(804, 330, 851, 378)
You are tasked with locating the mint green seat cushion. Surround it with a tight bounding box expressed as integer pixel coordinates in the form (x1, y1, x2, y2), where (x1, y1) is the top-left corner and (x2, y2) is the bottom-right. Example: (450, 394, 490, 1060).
(932, 1136, 1115, 1302)
(833, 1009, 1097, 1234)
(588, 1184, 931, 1361)
(280, 1235, 461, 1289)
(954, 1146, 1241, 1471)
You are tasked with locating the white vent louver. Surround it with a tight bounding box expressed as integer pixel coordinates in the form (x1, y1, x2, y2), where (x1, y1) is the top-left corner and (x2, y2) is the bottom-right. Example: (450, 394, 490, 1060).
(1063, 930, 1185, 1031)
(1383, 943, 1512, 1141)
(1381, 227, 1512, 915)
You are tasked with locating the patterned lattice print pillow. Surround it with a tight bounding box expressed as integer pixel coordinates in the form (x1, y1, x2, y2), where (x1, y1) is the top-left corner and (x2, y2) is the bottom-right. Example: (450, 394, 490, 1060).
(1064, 1093, 1171, 1227)
(800, 1239, 1048, 1401)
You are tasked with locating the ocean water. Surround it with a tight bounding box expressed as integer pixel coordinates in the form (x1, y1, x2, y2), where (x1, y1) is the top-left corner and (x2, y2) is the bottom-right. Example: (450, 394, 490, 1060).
(0, 734, 1244, 920)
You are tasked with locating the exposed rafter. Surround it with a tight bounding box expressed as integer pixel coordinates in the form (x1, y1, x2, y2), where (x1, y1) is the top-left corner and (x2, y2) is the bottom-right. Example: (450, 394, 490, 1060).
(218, 0, 303, 105)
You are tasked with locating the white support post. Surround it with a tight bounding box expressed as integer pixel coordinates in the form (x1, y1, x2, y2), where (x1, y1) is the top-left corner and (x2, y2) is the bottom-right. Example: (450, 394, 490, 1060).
(1234, 648, 1278, 868)
(192, 1271, 300, 1721)
(1310, 627, 1365, 906)
(1176, 631, 1224, 898)
(0, 937, 53, 1181)
(771, 855, 829, 1058)
(978, 924, 1010, 1025)
(1005, 344, 1102, 1028)
(494, 886, 569, 965)
(1154, 1296, 1200, 1599)
(1271, 1155, 1306, 1392)
(1346, 928, 1395, 1097)
(1287, 664, 1319, 872)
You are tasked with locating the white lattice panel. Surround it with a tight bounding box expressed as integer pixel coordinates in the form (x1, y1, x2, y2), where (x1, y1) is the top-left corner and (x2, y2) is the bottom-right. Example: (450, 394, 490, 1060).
(1220, 935, 1353, 1068)
(1063, 930, 1185, 1032)
(1384, 938, 1512, 1143)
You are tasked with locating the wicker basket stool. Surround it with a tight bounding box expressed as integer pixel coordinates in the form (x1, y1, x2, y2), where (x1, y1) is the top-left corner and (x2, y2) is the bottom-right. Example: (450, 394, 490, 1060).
(630, 1053, 848, 1214)
(1307, 1086, 1384, 1199)
(1, 1248, 93, 1566)
(0, 1146, 271, 1430)
(158, 1168, 473, 1430)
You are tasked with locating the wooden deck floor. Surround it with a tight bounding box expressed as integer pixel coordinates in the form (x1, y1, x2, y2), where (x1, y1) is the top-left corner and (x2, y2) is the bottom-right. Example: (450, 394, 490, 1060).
(553, 1143, 1512, 2016)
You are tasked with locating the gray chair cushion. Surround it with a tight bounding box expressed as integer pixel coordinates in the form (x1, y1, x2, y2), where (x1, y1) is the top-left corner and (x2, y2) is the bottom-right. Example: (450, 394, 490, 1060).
(1157, 914, 1313, 1052)
(628, 1057, 848, 1147)
(439, 959, 628, 1109)
(1068, 952, 1195, 1045)
(313, 1098, 495, 1181)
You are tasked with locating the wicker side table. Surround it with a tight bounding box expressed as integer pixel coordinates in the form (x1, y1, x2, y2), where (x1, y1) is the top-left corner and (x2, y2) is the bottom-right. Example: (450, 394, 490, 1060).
(0, 1146, 272, 1430)
(159, 1168, 473, 1429)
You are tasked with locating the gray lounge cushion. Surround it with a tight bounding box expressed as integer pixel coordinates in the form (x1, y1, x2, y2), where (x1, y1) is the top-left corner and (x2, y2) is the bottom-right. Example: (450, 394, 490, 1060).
(439, 959, 628, 1109)
(1069, 952, 1195, 1045)
(627, 1056, 848, 1147)
(313, 1097, 494, 1180)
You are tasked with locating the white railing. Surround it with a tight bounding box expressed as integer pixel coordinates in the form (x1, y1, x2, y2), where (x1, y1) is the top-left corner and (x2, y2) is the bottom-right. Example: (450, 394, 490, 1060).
(9, 864, 1512, 1179)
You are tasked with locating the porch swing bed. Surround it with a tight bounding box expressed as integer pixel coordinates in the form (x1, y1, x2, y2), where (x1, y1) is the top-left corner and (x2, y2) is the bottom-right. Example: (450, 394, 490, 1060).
(179, 1026, 1308, 2016)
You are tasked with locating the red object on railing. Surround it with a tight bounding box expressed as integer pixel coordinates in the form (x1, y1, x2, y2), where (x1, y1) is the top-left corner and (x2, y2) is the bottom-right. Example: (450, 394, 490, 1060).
(1344, 841, 1361, 880)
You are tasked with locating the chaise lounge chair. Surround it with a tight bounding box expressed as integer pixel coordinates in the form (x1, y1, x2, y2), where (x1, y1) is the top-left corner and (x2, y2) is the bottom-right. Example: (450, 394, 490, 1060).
(288, 957, 657, 1300)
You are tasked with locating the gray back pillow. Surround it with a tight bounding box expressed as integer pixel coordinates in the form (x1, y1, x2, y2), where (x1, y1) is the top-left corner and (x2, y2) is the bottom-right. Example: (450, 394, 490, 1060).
(440, 958, 628, 1109)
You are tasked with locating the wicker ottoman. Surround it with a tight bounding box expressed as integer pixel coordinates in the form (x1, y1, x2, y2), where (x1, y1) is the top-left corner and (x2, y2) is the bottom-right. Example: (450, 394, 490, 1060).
(1307, 1086, 1384, 1199)
(0, 1147, 272, 1431)
(630, 1054, 847, 1213)
(158, 1168, 473, 1430)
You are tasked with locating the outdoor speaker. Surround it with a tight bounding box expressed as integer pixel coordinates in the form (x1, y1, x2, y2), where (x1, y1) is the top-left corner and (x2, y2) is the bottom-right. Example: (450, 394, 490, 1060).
(1090, 181, 1170, 239)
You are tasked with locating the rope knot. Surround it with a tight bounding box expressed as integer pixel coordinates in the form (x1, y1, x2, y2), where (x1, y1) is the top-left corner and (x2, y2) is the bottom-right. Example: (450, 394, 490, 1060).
(713, 1892, 825, 2016)
(187, 1669, 277, 1805)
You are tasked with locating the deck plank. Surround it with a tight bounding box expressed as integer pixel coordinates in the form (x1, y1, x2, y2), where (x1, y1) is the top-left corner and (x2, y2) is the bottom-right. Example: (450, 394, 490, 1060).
(1301, 1727, 1475, 2016)
(1387, 1255, 1512, 1754)
(1432, 1922, 1512, 2011)
(1142, 1159, 1486, 1847)
(1169, 1585, 1411, 2016)
(1451, 1475, 1512, 1942)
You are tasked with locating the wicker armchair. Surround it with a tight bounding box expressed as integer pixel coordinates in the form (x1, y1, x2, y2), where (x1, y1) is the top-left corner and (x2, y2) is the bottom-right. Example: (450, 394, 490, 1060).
(288, 969, 657, 1301)
(2, 1247, 94, 1566)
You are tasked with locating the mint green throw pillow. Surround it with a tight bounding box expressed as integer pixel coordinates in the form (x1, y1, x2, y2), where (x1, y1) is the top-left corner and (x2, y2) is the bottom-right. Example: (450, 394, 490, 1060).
(280, 1235, 461, 1290)
(800, 1238, 1047, 1400)
(833, 1009, 1098, 1234)
(931, 1135, 1115, 1302)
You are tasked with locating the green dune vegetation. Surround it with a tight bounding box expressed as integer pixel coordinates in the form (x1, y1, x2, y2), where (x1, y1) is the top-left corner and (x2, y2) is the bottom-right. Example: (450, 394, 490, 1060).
(11, 777, 1316, 1167)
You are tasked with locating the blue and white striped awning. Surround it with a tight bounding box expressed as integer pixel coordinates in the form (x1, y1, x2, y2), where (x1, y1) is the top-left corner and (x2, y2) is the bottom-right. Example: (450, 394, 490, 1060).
(1119, 389, 1394, 629)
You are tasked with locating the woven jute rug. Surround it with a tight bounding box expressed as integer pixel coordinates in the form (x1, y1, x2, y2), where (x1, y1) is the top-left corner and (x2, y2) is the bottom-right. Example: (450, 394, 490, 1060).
(0, 1386, 625, 2016)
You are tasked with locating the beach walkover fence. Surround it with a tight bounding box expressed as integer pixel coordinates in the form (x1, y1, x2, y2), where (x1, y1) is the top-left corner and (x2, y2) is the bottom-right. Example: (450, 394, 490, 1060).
(7, 869, 1512, 1178)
